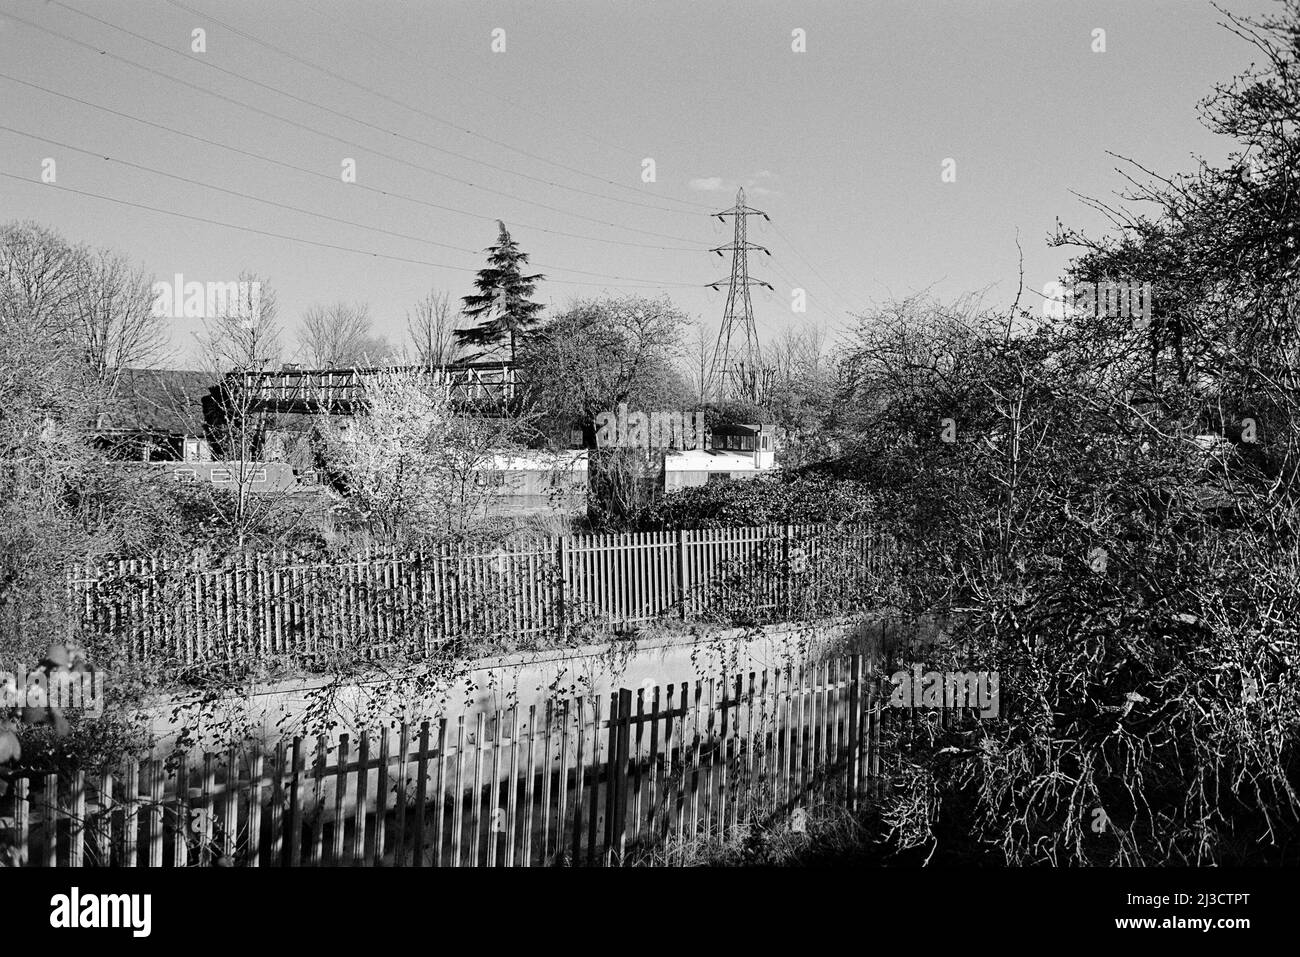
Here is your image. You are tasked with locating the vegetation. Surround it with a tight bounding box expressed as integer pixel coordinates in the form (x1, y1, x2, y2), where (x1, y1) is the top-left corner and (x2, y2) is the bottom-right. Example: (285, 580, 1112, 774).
(631, 472, 876, 530)
(627, 1, 1300, 866)
(298, 301, 392, 367)
(826, 3, 1300, 865)
(455, 220, 545, 360)
(3, 0, 1299, 868)
(319, 367, 528, 540)
(518, 294, 694, 523)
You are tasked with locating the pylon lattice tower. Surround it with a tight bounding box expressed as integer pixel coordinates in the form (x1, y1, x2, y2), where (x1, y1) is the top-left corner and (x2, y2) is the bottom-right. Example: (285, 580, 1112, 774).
(707, 187, 773, 402)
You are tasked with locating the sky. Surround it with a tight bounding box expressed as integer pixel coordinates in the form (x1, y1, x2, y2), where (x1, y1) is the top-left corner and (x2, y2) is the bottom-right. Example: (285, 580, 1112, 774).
(0, 0, 1282, 367)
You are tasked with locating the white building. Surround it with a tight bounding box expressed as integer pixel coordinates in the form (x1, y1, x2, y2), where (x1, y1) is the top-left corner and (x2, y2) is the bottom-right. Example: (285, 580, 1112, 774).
(664, 423, 778, 492)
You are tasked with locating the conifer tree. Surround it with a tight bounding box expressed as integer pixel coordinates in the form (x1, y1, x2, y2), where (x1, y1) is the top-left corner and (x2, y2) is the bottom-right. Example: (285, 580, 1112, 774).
(455, 221, 545, 361)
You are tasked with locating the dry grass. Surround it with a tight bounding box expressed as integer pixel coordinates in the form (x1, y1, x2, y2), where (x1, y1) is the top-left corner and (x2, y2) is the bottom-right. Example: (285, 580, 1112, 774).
(624, 805, 889, 867)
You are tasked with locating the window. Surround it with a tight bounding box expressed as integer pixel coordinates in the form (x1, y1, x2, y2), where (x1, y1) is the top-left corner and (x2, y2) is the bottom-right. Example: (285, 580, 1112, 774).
(707, 472, 732, 484)
(760, 435, 770, 451)
(210, 468, 232, 484)
(173, 468, 197, 483)
(247, 467, 268, 484)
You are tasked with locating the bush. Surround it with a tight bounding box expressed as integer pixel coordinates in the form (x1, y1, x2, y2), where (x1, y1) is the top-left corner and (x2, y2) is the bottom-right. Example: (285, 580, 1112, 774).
(629, 472, 877, 531)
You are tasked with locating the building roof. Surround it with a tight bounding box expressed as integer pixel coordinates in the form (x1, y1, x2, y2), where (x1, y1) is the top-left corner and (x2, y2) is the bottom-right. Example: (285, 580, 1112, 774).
(489, 450, 588, 472)
(664, 449, 770, 472)
(708, 422, 775, 436)
(99, 369, 215, 435)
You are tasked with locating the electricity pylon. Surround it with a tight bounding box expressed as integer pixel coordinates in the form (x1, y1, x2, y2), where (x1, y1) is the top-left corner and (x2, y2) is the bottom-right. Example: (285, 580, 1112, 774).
(706, 187, 773, 402)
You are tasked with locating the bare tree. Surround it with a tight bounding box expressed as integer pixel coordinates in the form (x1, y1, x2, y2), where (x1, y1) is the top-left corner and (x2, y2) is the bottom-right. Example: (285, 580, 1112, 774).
(521, 296, 692, 421)
(0, 223, 166, 666)
(406, 290, 463, 366)
(299, 301, 390, 367)
(768, 322, 828, 383)
(761, 320, 839, 465)
(686, 320, 716, 402)
(320, 368, 526, 540)
(193, 274, 305, 547)
(196, 272, 281, 373)
(0, 221, 81, 341)
(73, 247, 166, 391)
(519, 295, 693, 522)
(3, 223, 167, 391)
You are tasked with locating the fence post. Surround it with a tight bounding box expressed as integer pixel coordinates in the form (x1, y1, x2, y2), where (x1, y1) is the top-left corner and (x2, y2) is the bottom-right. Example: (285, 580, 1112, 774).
(288, 737, 303, 867)
(64, 566, 74, 635)
(676, 529, 687, 619)
(412, 721, 430, 867)
(848, 655, 861, 811)
(13, 776, 29, 866)
(603, 692, 617, 864)
(605, 688, 632, 865)
(783, 525, 794, 615)
(556, 536, 569, 641)
(418, 545, 431, 654)
(868, 649, 882, 803)
(617, 687, 632, 862)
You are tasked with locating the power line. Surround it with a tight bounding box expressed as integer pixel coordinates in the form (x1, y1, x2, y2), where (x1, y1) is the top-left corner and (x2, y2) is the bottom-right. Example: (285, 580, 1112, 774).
(0, 72, 697, 252)
(14, 4, 852, 320)
(2, 172, 699, 289)
(764, 257, 845, 325)
(49, 0, 703, 219)
(0, 124, 468, 253)
(5, 8, 706, 245)
(164, 0, 717, 214)
(0, 124, 700, 285)
(286, 0, 708, 189)
(767, 221, 860, 315)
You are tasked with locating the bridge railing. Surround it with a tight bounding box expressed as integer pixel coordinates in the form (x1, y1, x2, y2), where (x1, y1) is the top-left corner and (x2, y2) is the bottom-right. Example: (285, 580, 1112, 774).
(229, 363, 517, 412)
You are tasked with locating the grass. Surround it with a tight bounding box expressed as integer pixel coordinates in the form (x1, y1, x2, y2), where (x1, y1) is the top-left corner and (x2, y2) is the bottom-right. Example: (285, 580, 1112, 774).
(626, 804, 893, 867)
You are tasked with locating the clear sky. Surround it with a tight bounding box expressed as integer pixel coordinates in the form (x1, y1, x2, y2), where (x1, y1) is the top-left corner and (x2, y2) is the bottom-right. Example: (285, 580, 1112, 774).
(0, 0, 1279, 367)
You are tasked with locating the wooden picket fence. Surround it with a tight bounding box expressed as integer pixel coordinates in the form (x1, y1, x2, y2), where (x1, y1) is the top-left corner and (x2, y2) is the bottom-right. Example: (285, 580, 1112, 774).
(0, 654, 896, 867)
(67, 524, 900, 664)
